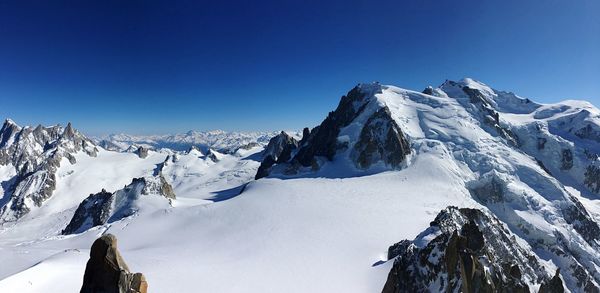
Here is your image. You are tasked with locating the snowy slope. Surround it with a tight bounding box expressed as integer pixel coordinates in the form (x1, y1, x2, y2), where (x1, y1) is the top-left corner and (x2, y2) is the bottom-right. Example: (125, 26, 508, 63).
(2, 78, 600, 292)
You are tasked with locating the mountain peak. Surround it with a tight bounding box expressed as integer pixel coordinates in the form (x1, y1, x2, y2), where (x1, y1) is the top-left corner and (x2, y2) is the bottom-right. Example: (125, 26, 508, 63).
(3, 118, 19, 127)
(63, 122, 76, 138)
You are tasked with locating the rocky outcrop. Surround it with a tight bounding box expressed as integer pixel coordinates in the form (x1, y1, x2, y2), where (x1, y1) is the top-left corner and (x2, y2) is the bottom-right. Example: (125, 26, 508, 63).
(255, 131, 299, 179)
(143, 175, 176, 200)
(206, 149, 220, 162)
(352, 106, 410, 169)
(62, 176, 175, 234)
(574, 119, 600, 143)
(539, 269, 565, 293)
(382, 207, 562, 293)
(262, 131, 299, 163)
(62, 189, 113, 235)
(0, 119, 98, 222)
(187, 145, 202, 154)
(135, 146, 149, 159)
(440, 81, 519, 147)
(560, 149, 573, 170)
(584, 165, 600, 193)
(293, 86, 375, 166)
(80, 234, 147, 293)
(462, 86, 520, 146)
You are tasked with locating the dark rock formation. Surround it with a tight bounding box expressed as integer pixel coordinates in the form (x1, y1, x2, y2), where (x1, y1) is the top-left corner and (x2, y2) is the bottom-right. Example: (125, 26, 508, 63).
(255, 131, 299, 179)
(144, 175, 176, 200)
(560, 149, 573, 170)
(255, 155, 276, 180)
(461, 86, 520, 147)
(422, 86, 435, 95)
(80, 234, 147, 293)
(63, 176, 175, 234)
(293, 86, 374, 166)
(584, 165, 600, 193)
(263, 131, 299, 163)
(62, 189, 113, 235)
(562, 194, 600, 245)
(537, 137, 547, 150)
(382, 207, 562, 293)
(352, 106, 410, 169)
(539, 269, 565, 293)
(575, 123, 600, 143)
(206, 149, 220, 162)
(535, 158, 553, 175)
(135, 146, 149, 159)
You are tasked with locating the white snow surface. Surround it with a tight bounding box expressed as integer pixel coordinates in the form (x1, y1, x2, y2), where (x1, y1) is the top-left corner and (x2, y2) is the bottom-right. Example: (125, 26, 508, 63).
(2, 78, 600, 292)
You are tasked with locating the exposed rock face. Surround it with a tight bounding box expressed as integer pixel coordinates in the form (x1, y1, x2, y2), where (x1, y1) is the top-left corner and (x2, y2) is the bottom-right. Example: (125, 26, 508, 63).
(465, 171, 600, 291)
(584, 165, 600, 193)
(560, 149, 573, 170)
(255, 131, 299, 179)
(574, 120, 600, 143)
(205, 149, 220, 162)
(143, 175, 176, 200)
(255, 155, 276, 180)
(263, 131, 299, 163)
(255, 84, 411, 178)
(62, 189, 113, 235)
(382, 207, 562, 293)
(80, 234, 147, 293)
(135, 146, 149, 159)
(62, 176, 175, 235)
(0, 119, 98, 222)
(187, 145, 202, 154)
(293, 86, 374, 166)
(352, 106, 410, 169)
(462, 86, 520, 146)
(539, 270, 565, 293)
(439, 80, 521, 147)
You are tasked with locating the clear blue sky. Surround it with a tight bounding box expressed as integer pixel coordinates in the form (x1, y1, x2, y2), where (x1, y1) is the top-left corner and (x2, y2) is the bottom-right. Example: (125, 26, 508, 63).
(1, 0, 598, 135)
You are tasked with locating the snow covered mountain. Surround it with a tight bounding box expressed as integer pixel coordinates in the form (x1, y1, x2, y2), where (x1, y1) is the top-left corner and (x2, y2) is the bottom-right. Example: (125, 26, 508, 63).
(1, 78, 600, 292)
(95, 129, 296, 153)
(0, 120, 98, 222)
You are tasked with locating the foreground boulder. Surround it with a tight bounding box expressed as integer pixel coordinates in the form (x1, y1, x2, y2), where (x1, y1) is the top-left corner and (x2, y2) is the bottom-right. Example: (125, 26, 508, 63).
(382, 207, 564, 293)
(81, 234, 147, 293)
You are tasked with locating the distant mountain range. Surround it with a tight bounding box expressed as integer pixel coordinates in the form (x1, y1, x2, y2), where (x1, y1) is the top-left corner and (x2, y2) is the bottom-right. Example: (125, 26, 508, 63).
(94, 130, 300, 153)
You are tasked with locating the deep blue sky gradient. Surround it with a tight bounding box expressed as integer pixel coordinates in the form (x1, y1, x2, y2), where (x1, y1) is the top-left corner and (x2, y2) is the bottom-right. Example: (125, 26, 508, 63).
(1, 0, 599, 135)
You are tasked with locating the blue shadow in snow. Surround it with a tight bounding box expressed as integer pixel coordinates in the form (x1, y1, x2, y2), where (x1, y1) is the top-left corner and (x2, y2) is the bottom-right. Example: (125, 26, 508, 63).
(207, 183, 248, 202)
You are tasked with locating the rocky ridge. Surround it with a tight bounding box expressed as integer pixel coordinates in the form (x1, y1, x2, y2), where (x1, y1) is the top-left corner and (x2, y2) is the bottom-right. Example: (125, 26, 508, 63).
(0, 119, 98, 222)
(62, 175, 175, 235)
(382, 207, 564, 293)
